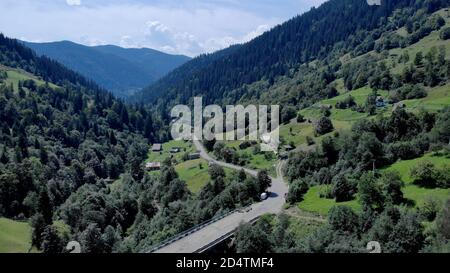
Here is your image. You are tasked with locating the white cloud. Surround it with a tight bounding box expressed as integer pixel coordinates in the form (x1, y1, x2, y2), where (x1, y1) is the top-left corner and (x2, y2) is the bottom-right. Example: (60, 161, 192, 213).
(66, 0, 81, 6)
(242, 24, 271, 42)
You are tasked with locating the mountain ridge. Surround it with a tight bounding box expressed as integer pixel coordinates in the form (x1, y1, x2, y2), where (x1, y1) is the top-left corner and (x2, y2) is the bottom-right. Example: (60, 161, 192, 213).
(133, 0, 449, 108)
(24, 40, 190, 98)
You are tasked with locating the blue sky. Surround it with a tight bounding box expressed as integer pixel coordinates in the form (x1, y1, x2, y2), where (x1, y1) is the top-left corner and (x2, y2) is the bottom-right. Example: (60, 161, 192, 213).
(0, 0, 327, 56)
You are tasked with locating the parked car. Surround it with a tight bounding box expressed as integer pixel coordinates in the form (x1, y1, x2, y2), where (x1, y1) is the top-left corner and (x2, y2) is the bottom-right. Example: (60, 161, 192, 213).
(260, 192, 269, 201)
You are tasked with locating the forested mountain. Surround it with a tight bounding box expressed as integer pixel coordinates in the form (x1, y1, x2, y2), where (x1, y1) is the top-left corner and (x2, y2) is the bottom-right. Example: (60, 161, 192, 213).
(24, 41, 190, 98)
(0, 34, 174, 252)
(0, 35, 268, 253)
(134, 0, 449, 108)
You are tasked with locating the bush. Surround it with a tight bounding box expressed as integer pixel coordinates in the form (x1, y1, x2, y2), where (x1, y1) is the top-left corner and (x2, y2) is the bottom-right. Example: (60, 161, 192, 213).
(314, 116, 334, 136)
(328, 206, 359, 233)
(436, 200, 450, 239)
(281, 106, 297, 124)
(332, 174, 355, 202)
(440, 27, 450, 40)
(411, 161, 438, 188)
(435, 165, 450, 188)
(318, 184, 334, 199)
(335, 95, 356, 109)
(410, 161, 450, 189)
(389, 85, 427, 102)
(419, 197, 441, 221)
(287, 179, 309, 204)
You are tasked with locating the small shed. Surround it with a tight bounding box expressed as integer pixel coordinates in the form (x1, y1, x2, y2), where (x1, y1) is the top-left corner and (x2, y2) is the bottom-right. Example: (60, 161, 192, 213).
(146, 162, 161, 171)
(152, 143, 162, 152)
(188, 153, 201, 160)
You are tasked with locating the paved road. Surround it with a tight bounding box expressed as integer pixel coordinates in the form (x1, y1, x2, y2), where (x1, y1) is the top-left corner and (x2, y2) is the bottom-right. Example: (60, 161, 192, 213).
(153, 140, 288, 253)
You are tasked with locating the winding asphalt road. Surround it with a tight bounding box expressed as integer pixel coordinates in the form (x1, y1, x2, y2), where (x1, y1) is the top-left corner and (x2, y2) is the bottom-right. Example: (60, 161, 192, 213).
(153, 140, 288, 253)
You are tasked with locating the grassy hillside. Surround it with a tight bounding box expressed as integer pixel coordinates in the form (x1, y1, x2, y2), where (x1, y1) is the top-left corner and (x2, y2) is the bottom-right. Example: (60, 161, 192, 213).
(384, 152, 450, 207)
(0, 65, 58, 91)
(175, 159, 211, 193)
(288, 10, 450, 217)
(146, 140, 195, 163)
(0, 218, 33, 253)
(298, 186, 361, 216)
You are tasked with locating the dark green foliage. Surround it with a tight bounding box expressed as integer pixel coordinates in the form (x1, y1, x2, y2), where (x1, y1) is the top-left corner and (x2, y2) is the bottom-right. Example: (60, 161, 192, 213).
(30, 213, 46, 248)
(80, 223, 107, 253)
(41, 226, 63, 253)
(332, 174, 355, 202)
(235, 217, 273, 253)
(390, 84, 427, 102)
(208, 164, 226, 181)
(281, 106, 297, 124)
(256, 170, 272, 194)
(286, 179, 309, 204)
(419, 196, 441, 221)
(410, 160, 450, 188)
(328, 206, 359, 234)
(38, 189, 53, 225)
(321, 136, 339, 165)
(436, 199, 450, 240)
(440, 27, 450, 40)
(367, 207, 424, 253)
(431, 106, 450, 144)
(358, 173, 383, 210)
(379, 171, 404, 205)
(335, 95, 356, 110)
(314, 116, 334, 136)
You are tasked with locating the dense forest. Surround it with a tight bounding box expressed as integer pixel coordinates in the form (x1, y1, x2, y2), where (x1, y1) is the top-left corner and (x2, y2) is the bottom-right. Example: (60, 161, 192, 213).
(0, 36, 166, 252)
(0, 35, 274, 253)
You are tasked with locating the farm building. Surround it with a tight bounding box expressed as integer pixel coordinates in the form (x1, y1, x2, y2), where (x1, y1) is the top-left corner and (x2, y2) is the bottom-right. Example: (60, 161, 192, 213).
(146, 162, 161, 171)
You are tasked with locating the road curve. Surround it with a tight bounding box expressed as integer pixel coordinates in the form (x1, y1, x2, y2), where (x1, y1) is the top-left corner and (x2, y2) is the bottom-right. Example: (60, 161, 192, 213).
(153, 140, 288, 253)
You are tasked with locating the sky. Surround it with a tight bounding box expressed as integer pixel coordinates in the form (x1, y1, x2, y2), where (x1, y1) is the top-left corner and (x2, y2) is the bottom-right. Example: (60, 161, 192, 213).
(0, 0, 327, 57)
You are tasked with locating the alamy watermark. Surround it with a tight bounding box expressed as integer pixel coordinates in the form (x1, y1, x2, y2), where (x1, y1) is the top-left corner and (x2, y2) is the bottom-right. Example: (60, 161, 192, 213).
(170, 97, 280, 152)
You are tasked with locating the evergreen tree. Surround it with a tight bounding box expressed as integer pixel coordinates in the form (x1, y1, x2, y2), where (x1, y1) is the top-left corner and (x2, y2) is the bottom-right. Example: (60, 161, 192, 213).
(41, 226, 63, 253)
(38, 189, 53, 225)
(256, 170, 271, 194)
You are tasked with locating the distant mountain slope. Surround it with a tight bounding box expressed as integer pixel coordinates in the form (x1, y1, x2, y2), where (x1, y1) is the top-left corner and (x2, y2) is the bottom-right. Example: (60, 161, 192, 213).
(24, 41, 190, 97)
(133, 0, 449, 107)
